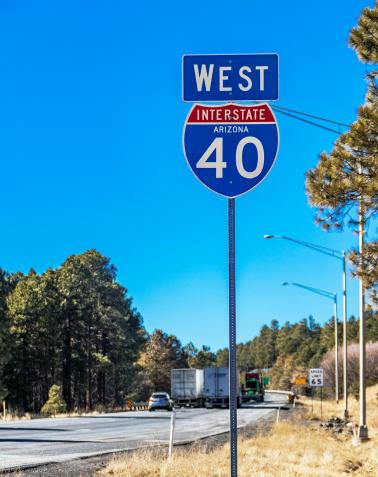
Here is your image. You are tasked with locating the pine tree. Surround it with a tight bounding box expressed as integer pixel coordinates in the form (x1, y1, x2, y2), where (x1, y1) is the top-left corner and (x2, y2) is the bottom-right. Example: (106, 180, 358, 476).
(6, 271, 49, 412)
(57, 250, 145, 411)
(349, 1, 378, 64)
(252, 323, 278, 369)
(306, 2, 378, 303)
(185, 344, 216, 368)
(216, 347, 229, 367)
(0, 269, 20, 402)
(306, 82, 377, 231)
(2, 250, 145, 413)
(41, 385, 67, 415)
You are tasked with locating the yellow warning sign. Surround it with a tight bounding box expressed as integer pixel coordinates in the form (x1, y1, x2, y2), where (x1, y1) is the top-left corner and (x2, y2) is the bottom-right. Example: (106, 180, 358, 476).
(293, 377, 307, 386)
(127, 400, 134, 409)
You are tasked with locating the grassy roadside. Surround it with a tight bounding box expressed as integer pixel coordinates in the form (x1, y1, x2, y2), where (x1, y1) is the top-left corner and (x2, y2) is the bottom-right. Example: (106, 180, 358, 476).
(301, 384, 378, 428)
(0, 406, 141, 422)
(102, 385, 378, 477)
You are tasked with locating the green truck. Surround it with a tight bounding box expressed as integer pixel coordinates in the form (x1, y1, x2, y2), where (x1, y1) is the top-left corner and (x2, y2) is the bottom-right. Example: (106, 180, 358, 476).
(241, 371, 269, 403)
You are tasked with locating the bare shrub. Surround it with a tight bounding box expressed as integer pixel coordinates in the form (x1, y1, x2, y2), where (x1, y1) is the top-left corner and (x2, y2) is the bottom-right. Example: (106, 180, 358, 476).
(320, 342, 378, 398)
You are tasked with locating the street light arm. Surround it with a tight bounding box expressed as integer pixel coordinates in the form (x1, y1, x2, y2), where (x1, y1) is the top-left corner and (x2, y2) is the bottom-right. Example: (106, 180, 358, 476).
(284, 281, 337, 301)
(265, 234, 343, 260)
(280, 236, 343, 259)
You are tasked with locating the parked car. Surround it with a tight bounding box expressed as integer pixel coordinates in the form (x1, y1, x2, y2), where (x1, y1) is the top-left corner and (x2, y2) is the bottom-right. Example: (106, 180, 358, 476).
(148, 392, 173, 411)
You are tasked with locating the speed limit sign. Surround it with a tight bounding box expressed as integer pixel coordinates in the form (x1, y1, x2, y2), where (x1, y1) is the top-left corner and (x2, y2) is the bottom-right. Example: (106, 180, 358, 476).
(183, 103, 279, 198)
(309, 368, 324, 387)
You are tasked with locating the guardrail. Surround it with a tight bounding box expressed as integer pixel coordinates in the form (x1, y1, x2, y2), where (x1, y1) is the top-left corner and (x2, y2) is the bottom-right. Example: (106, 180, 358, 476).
(265, 390, 295, 403)
(126, 401, 148, 411)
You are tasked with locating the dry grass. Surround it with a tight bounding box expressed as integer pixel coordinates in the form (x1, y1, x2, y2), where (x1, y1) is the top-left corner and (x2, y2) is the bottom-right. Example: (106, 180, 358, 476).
(1, 407, 130, 421)
(299, 385, 378, 439)
(103, 385, 378, 477)
(1, 410, 103, 421)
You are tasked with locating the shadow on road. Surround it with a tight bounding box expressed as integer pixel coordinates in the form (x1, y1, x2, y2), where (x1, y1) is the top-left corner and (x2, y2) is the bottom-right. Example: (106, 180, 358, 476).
(0, 427, 69, 432)
(72, 415, 172, 420)
(0, 438, 101, 443)
(248, 405, 290, 410)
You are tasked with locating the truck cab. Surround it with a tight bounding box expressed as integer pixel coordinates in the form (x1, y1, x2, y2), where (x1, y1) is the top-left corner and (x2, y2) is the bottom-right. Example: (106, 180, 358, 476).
(242, 371, 266, 403)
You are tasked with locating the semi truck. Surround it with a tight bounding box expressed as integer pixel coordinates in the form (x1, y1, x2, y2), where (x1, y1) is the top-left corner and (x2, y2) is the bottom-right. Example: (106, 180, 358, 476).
(203, 367, 241, 408)
(241, 370, 267, 403)
(171, 368, 204, 407)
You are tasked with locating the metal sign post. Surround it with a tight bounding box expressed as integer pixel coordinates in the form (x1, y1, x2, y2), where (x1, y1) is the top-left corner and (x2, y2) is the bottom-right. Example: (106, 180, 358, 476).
(321, 387, 323, 418)
(168, 409, 177, 462)
(182, 53, 279, 477)
(228, 198, 237, 477)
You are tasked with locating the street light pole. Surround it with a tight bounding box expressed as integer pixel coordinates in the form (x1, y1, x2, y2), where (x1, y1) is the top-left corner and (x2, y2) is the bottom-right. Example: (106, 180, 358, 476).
(342, 251, 348, 418)
(333, 295, 339, 403)
(266, 234, 348, 414)
(281, 282, 339, 403)
(358, 204, 368, 440)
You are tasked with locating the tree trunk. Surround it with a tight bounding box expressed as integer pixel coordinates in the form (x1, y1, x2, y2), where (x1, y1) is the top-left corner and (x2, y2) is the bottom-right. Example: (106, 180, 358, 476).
(62, 313, 72, 410)
(86, 320, 93, 411)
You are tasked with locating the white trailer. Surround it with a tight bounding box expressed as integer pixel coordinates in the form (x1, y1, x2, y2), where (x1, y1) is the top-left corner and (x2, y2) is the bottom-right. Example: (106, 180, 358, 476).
(203, 367, 241, 408)
(171, 369, 204, 407)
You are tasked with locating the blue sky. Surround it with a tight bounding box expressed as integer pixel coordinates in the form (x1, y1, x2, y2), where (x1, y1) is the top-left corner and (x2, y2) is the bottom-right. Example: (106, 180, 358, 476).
(0, 0, 373, 351)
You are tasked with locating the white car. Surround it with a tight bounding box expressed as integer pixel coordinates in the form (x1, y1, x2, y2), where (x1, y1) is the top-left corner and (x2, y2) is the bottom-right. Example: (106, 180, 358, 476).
(148, 392, 173, 411)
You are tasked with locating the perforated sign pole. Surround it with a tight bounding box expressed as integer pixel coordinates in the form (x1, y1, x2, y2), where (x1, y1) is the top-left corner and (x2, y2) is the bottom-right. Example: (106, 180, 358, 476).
(228, 197, 237, 477)
(182, 53, 280, 477)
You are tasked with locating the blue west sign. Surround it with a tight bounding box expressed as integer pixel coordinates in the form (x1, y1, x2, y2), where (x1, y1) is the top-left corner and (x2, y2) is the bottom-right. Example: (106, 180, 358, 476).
(183, 103, 279, 198)
(182, 54, 279, 102)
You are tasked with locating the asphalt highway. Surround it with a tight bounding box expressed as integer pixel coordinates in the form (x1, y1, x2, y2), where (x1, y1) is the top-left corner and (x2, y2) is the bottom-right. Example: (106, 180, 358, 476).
(0, 393, 287, 472)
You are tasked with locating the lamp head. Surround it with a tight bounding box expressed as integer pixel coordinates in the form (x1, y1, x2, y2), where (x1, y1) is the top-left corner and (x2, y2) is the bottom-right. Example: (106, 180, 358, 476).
(263, 234, 274, 239)
(281, 282, 289, 286)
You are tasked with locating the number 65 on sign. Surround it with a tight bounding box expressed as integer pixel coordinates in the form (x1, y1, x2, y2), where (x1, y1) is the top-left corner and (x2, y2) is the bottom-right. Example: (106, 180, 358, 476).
(309, 368, 324, 387)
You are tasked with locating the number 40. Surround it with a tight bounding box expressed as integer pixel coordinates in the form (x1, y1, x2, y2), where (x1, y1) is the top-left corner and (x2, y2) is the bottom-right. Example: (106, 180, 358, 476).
(196, 136, 264, 179)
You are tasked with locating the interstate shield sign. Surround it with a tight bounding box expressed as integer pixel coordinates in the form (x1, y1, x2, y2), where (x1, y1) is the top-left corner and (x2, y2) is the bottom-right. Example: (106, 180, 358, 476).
(183, 103, 279, 198)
